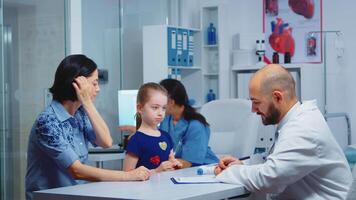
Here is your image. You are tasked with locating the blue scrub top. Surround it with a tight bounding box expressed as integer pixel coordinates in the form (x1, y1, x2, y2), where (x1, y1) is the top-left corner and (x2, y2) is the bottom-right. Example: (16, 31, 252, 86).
(25, 100, 97, 200)
(160, 115, 218, 166)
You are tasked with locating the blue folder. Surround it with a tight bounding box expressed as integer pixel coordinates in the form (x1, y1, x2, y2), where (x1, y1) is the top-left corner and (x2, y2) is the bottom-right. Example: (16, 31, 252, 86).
(188, 30, 194, 66)
(167, 27, 177, 66)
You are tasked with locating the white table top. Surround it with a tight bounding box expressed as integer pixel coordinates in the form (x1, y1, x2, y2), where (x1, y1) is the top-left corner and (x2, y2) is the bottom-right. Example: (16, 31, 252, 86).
(33, 166, 248, 200)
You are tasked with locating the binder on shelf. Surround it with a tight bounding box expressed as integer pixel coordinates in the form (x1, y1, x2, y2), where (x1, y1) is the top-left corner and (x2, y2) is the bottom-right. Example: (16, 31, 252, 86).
(167, 27, 177, 66)
(182, 29, 189, 66)
(188, 30, 194, 66)
(176, 29, 184, 66)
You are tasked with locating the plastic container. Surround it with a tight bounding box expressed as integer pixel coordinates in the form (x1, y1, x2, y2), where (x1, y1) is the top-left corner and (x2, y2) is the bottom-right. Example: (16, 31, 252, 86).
(206, 89, 216, 102)
(197, 165, 215, 175)
(232, 49, 256, 67)
(207, 23, 217, 45)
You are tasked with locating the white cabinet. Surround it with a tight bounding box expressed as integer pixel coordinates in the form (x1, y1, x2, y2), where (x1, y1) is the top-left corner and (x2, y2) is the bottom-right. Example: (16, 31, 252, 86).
(142, 4, 224, 107)
(143, 25, 204, 107)
(201, 6, 220, 101)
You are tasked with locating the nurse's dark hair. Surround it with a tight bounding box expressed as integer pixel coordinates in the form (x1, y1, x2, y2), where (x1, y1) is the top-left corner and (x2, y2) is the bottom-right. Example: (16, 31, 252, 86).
(49, 54, 97, 103)
(159, 79, 209, 126)
(135, 82, 168, 130)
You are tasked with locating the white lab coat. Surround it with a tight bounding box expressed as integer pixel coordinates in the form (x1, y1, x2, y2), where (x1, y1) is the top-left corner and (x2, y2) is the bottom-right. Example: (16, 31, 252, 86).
(217, 100, 352, 200)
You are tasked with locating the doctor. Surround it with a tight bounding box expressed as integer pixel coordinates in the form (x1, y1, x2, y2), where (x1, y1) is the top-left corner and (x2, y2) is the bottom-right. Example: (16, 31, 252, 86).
(215, 64, 352, 199)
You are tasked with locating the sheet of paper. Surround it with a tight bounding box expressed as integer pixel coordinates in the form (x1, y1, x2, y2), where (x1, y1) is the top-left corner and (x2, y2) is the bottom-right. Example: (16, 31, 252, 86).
(171, 175, 220, 184)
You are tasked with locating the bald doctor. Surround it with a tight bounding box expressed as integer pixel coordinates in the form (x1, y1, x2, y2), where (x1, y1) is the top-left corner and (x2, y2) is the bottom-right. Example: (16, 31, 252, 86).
(215, 64, 352, 199)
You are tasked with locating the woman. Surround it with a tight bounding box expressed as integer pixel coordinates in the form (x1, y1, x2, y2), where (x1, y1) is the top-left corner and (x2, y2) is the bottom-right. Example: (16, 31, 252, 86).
(159, 79, 218, 168)
(25, 55, 150, 200)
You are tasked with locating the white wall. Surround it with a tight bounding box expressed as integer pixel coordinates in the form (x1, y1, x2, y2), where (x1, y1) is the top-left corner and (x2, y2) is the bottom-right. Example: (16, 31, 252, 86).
(81, 0, 121, 143)
(181, 0, 356, 146)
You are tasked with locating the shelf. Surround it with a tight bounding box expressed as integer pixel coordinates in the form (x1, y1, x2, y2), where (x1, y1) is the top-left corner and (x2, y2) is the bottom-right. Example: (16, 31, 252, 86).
(203, 44, 218, 48)
(231, 65, 256, 71)
(203, 73, 219, 76)
(168, 66, 202, 70)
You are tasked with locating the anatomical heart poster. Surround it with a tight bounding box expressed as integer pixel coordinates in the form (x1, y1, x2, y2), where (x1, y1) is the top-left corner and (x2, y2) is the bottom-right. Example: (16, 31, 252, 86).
(264, 0, 322, 63)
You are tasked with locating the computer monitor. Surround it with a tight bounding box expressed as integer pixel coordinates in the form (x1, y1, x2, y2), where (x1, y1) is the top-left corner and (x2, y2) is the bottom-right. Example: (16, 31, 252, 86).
(118, 90, 138, 126)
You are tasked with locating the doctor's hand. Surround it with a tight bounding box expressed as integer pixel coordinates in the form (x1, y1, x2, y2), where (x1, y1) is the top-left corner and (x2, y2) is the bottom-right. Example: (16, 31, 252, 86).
(214, 155, 243, 175)
(127, 166, 151, 181)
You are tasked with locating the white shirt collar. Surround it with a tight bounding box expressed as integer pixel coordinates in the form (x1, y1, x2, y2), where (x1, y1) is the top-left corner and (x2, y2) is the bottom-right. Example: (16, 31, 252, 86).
(277, 101, 301, 132)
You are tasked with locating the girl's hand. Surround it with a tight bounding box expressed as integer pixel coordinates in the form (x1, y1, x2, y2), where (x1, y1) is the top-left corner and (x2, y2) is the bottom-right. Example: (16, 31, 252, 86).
(168, 152, 183, 169)
(155, 161, 176, 172)
(72, 76, 94, 105)
(170, 158, 183, 169)
(127, 166, 151, 181)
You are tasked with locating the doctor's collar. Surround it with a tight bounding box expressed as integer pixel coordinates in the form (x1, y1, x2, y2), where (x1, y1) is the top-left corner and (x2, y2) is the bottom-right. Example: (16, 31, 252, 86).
(276, 101, 301, 131)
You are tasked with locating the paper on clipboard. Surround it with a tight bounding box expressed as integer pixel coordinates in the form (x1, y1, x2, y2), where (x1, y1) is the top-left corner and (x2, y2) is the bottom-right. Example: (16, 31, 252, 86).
(171, 175, 220, 184)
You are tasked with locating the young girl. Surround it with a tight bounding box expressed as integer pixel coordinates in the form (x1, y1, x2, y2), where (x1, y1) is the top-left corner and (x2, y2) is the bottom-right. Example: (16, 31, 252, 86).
(123, 82, 182, 172)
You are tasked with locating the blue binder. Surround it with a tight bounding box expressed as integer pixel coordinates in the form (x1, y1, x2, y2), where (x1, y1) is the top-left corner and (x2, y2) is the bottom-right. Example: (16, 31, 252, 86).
(188, 30, 194, 66)
(167, 27, 177, 66)
(176, 29, 184, 66)
(181, 29, 189, 66)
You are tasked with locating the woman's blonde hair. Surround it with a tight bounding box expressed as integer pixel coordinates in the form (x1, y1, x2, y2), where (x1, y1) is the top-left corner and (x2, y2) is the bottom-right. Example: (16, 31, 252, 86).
(135, 82, 167, 130)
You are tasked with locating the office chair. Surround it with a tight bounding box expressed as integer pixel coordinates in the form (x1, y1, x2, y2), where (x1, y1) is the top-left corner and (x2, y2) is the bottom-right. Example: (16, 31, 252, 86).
(201, 98, 260, 158)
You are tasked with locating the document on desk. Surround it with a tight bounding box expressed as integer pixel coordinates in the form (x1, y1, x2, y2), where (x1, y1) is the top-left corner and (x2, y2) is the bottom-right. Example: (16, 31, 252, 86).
(171, 175, 221, 184)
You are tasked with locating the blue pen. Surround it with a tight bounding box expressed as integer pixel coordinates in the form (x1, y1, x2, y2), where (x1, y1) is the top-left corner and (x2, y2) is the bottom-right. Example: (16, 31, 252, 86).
(239, 156, 250, 161)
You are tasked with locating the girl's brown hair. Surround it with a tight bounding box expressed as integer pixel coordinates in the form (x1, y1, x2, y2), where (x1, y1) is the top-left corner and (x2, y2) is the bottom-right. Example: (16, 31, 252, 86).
(135, 82, 167, 130)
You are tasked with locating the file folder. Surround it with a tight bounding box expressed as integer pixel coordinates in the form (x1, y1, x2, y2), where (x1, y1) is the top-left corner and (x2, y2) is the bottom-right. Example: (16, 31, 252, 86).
(176, 29, 183, 66)
(188, 30, 194, 66)
(182, 29, 189, 66)
(167, 27, 177, 66)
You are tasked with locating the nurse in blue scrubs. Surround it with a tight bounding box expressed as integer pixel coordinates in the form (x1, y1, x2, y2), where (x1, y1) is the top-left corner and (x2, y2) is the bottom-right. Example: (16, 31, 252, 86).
(158, 79, 218, 168)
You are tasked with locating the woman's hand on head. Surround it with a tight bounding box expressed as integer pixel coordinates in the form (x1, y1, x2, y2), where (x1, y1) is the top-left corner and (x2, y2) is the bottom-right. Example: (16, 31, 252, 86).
(72, 76, 93, 104)
(127, 166, 151, 181)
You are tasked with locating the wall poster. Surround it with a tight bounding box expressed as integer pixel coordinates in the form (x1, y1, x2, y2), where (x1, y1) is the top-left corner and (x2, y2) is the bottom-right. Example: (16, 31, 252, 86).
(264, 0, 322, 63)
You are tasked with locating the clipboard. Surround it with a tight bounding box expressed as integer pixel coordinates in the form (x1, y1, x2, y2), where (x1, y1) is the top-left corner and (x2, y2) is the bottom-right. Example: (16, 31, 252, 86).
(170, 175, 221, 184)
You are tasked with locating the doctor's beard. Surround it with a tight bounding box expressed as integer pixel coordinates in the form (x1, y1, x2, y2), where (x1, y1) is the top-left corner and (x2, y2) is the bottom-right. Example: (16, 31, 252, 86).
(261, 102, 281, 125)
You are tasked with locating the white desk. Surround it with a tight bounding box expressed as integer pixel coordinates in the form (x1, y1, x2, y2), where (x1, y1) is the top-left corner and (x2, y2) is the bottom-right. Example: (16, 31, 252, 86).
(33, 166, 249, 200)
(88, 152, 125, 168)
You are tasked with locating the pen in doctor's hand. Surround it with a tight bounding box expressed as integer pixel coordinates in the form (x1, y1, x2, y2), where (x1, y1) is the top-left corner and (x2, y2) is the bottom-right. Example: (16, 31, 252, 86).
(239, 156, 250, 161)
